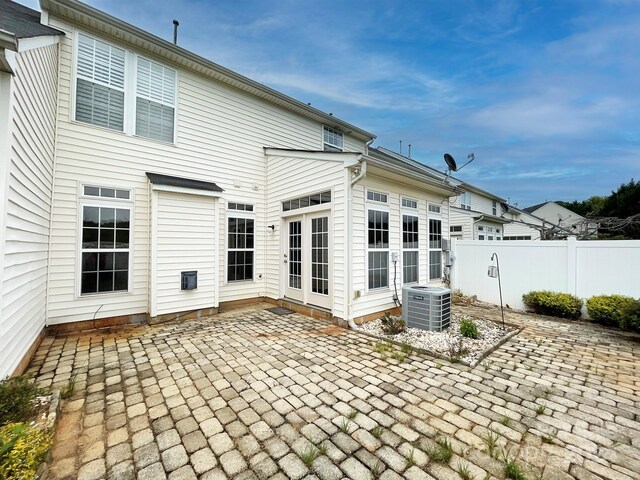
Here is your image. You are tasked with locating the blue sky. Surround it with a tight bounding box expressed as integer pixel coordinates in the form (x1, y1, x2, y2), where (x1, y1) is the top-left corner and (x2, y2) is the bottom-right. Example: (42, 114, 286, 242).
(21, 0, 640, 207)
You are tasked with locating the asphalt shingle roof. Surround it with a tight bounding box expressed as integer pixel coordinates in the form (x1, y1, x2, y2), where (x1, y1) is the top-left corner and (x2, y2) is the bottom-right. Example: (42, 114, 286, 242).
(0, 0, 63, 39)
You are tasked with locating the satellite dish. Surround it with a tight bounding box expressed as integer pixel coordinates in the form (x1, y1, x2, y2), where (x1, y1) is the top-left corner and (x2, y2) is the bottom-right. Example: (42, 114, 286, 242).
(444, 153, 457, 172)
(501, 202, 509, 212)
(443, 152, 475, 176)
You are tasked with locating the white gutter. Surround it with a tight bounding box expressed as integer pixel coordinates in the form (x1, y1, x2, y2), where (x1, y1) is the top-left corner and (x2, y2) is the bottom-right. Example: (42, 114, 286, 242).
(472, 215, 485, 240)
(345, 158, 367, 330)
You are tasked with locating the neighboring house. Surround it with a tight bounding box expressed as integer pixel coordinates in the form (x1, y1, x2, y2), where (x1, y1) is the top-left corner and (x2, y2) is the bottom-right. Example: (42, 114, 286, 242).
(501, 206, 545, 240)
(522, 201, 597, 239)
(0, 0, 458, 378)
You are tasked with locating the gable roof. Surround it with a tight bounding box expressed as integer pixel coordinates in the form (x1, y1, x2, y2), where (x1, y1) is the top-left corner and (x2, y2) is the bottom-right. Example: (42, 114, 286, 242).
(40, 0, 375, 143)
(0, 0, 63, 39)
(523, 201, 549, 213)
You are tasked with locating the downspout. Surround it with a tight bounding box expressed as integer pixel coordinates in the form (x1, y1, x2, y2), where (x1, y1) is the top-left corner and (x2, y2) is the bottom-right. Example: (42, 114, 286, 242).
(346, 156, 367, 330)
(472, 215, 484, 240)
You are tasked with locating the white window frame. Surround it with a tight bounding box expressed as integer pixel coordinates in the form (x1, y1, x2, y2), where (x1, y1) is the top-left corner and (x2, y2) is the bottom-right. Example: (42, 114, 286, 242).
(366, 189, 389, 204)
(226, 204, 256, 283)
(134, 55, 177, 144)
(401, 213, 419, 284)
(72, 30, 179, 145)
(427, 203, 443, 282)
(76, 184, 134, 298)
(460, 191, 471, 210)
(492, 200, 497, 215)
(322, 125, 344, 152)
(401, 197, 418, 209)
(366, 207, 390, 291)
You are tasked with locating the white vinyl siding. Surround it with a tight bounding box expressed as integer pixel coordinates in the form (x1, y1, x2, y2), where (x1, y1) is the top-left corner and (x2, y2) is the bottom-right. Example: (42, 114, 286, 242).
(47, 19, 367, 324)
(0, 44, 58, 378)
(265, 153, 347, 317)
(154, 192, 216, 316)
(75, 33, 125, 131)
(136, 57, 176, 143)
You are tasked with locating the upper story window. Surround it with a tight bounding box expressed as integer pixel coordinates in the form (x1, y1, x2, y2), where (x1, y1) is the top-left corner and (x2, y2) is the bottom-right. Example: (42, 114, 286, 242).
(76, 33, 125, 131)
(75, 33, 177, 143)
(401, 198, 417, 209)
(136, 58, 176, 143)
(460, 191, 471, 210)
(492, 200, 497, 215)
(367, 190, 388, 204)
(323, 126, 343, 152)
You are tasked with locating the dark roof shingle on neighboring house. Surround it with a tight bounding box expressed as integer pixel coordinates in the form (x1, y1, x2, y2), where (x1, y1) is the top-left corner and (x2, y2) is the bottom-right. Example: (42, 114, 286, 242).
(0, 0, 63, 39)
(522, 201, 549, 214)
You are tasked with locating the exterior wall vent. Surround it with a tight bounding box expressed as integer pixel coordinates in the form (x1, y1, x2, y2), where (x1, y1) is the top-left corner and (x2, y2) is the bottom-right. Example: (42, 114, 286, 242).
(181, 271, 197, 290)
(402, 286, 451, 331)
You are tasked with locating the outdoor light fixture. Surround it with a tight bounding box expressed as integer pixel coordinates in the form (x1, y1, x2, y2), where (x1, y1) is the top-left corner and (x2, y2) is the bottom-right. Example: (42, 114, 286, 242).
(267, 225, 275, 231)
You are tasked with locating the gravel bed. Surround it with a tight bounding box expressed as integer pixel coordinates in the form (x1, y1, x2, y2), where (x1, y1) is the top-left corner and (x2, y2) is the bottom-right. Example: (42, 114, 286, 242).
(360, 312, 515, 364)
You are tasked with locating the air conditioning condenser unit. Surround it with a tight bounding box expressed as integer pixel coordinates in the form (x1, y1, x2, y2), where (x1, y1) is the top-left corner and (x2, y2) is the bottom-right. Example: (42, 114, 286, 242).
(402, 285, 451, 332)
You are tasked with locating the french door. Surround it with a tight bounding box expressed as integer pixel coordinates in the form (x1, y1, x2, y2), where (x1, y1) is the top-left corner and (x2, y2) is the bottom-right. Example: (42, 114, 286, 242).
(284, 212, 332, 309)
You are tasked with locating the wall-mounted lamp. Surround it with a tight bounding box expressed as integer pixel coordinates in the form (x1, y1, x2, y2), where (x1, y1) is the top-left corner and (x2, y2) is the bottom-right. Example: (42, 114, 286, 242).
(267, 225, 275, 231)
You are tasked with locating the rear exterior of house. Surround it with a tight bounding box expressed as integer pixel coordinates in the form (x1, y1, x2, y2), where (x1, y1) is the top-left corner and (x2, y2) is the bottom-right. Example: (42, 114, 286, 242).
(0, 0, 456, 378)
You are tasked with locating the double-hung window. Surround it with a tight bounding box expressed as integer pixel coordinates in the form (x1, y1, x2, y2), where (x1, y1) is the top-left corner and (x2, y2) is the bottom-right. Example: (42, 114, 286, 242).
(227, 204, 255, 282)
(76, 33, 126, 131)
(402, 214, 419, 284)
(460, 191, 471, 210)
(367, 210, 389, 289)
(323, 126, 343, 152)
(75, 32, 177, 143)
(492, 200, 498, 215)
(136, 57, 176, 143)
(80, 186, 132, 295)
(428, 204, 442, 281)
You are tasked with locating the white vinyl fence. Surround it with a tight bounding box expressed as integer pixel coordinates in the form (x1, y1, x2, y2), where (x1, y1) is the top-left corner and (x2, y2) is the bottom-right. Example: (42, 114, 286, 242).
(450, 238, 640, 312)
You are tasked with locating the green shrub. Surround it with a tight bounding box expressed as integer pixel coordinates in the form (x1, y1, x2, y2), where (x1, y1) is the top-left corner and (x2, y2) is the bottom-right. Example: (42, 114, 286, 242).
(621, 300, 640, 333)
(586, 295, 638, 328)
(0, 376, 47, 426)
(522, 291, 582, 320)
(380, 312, 406, 335)
(0, 423, 53, 480)
(459, 318, 479, 339)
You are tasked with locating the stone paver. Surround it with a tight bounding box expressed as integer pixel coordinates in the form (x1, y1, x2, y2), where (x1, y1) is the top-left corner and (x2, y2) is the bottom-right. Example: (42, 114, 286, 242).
(31, 303, 640, 480)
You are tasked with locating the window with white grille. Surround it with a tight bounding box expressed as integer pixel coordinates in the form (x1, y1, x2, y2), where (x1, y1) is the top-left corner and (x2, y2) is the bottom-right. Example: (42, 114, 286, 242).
(368, 210, 389, 289)
(402, 214, 419, 284)
(460, 191, 471, 210)
(76, 33, 125, 131)
(136, 57, 176, 143)
(323, 126, 343, 152)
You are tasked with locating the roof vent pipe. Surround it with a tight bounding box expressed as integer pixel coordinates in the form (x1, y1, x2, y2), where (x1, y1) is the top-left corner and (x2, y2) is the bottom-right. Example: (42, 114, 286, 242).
(173, 19, 179, 45)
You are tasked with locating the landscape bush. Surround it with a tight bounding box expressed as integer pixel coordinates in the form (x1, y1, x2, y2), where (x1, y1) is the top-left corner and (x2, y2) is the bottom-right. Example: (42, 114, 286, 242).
(0, 423, 53, 480)
(459, 318, 479, 339)
(0, 376, 46, 426)
(586, 295, 637, 327)
(522, 291, 582, 320)
(620, 300, 640, 332)
(380, 312, 406, 335)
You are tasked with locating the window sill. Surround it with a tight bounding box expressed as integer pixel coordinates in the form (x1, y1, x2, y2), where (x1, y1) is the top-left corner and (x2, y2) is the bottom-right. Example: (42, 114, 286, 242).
(69, 120, 177, 148)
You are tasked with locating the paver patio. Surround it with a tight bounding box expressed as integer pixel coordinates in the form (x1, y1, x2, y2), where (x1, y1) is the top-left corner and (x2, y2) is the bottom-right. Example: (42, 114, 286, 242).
(28, 303, 640, 480)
